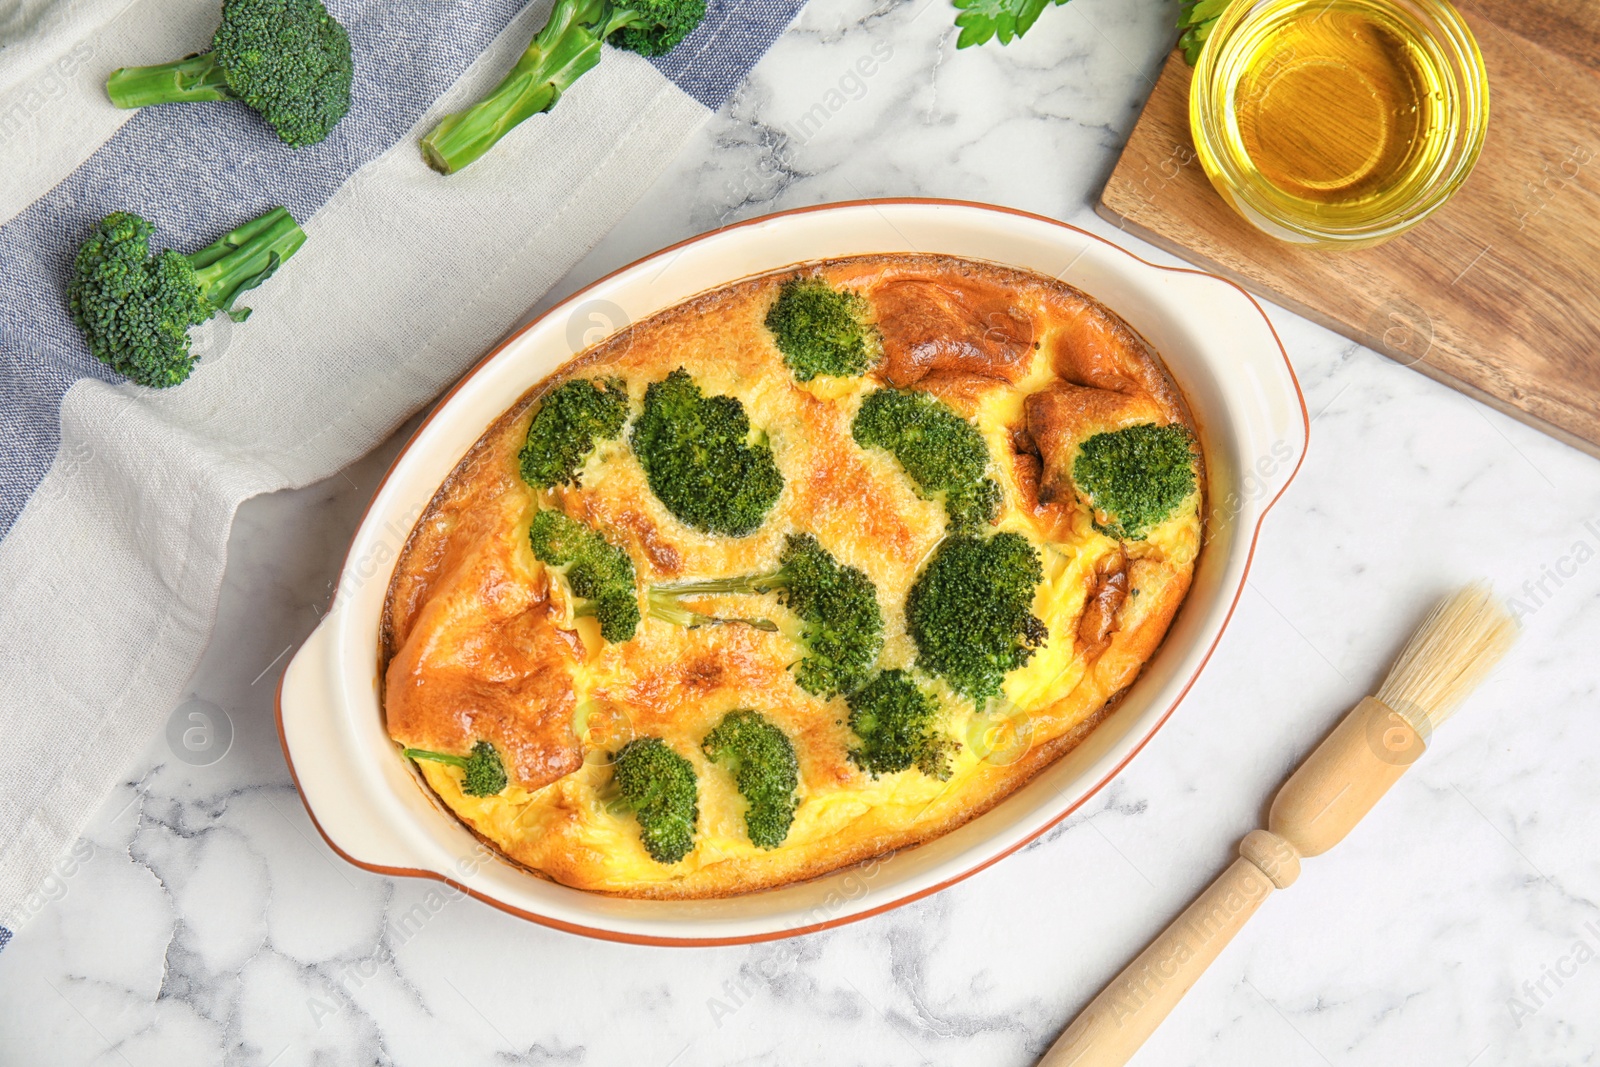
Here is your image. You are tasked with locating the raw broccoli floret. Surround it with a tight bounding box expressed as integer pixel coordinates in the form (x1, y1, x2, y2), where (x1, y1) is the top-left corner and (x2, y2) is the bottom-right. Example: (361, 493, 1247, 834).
(528, 510, 640, 642)
(419, 0, 707, 173)
(845, 670, 956, 780)
(519, 377, 630, 489)
(404, 740, 509, 797)
(763, 276, 878, 381)
(701, 710, 800, 849)
(68, 208, 306, 388)
(852, 388, 1002, 532)
(1072, 423, 1198, 540)
(649, 533, 883, 698)
(105, 0, 353, 147)
(906, 532, 1047, 706)
(630, 369, 783, 537)
(611, 736, 699, 864)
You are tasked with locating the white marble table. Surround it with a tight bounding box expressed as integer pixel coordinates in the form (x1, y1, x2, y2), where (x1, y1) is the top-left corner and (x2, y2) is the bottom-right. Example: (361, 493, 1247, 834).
(4, 1, 1599, 1063)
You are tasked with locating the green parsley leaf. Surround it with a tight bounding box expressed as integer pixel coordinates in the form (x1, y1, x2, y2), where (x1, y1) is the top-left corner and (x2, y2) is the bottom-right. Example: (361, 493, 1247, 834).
(1178, 0, 1230, 64)
(952, 0, 1228, 64)
(952, 0, 1069, 49)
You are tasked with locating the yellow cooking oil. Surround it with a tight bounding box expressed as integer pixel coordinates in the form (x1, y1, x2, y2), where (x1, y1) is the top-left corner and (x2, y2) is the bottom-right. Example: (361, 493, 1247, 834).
(1198, 0, 1459, 230)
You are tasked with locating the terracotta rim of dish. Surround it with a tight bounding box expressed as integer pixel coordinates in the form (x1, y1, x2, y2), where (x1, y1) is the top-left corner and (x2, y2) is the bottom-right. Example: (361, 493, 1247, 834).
(274, 197, 1309, 946)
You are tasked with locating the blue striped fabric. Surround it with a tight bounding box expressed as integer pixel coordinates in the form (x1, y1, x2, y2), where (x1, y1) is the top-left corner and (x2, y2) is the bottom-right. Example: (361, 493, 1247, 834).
(0, 0, 805, 539)
(652, 0, 808, 109)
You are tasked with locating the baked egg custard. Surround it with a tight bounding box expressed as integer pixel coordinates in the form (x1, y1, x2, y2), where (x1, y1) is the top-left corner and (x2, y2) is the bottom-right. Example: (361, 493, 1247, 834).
(381, 254, 1204, 897)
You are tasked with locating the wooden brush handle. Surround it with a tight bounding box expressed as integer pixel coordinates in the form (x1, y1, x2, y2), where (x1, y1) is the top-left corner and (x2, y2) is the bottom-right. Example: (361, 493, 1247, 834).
(1270, 697, 1420, 856)
(1040, 697, 1424, 1066)
(1038, 830, 1299, 1067)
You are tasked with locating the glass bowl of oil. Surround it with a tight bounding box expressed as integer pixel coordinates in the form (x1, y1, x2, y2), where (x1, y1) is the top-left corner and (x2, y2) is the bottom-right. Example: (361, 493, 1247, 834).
(1189, 0, 1489, 248)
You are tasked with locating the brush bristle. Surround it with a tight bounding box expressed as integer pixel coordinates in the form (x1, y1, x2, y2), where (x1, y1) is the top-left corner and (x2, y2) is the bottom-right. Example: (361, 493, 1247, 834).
(1376, 583, 1518, 734)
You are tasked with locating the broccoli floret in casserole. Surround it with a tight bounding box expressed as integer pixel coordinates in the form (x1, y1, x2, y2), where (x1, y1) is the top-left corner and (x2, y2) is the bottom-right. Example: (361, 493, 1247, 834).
(419, 0, 707, 173)
(528, 510, 640, 643)
(846, 670, 956, 780)
(610, 736, 700, 864)
(763, 276, 878, 381)
(1071, 423, 1198, 540)
(905, 531, 1047, 707)
(519, 377, 630, 488)
(68, 208, 306, 388)
(701, 710, 801, 849)
(851, 387, 1002, 532)
(403, 740, 509, 797)
(648, 533, 884, 698)
(105, 0, 353, 147)
(629, 369, 783, 537)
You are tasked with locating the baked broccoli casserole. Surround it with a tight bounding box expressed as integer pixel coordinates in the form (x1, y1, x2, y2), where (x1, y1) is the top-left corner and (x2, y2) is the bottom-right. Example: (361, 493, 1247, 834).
(381, 254, 1204, 896)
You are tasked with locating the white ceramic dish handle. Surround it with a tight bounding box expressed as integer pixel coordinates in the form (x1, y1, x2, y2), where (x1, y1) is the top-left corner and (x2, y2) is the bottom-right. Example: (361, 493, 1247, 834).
(280, 618, 425, 873)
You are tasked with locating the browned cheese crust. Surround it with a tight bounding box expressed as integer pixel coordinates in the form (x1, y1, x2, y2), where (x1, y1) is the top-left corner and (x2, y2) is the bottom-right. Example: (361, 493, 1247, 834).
(380, 254, 1204, 897)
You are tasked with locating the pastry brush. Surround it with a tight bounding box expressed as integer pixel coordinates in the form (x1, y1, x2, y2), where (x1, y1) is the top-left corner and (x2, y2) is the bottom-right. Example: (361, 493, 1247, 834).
(1039, 583, 1518, 1067)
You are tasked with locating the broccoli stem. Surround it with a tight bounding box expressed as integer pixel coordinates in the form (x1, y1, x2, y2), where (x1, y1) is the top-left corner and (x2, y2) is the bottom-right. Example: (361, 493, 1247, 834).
(646, 589, 778, 632)
(106, 52, 235, 109)
(418, 0, 644, 174)
(186, 206, 306, 320)
(654, 572, 791, 597)
(402, 747, 469, 769)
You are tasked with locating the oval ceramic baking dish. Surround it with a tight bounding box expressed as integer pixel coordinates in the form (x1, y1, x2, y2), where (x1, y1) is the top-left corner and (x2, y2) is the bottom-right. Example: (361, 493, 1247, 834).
(277, 199, 1308, 945)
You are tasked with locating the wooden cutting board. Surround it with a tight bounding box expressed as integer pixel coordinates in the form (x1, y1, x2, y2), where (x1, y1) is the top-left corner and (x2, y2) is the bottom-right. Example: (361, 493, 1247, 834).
(1097, 0, 1600, 457)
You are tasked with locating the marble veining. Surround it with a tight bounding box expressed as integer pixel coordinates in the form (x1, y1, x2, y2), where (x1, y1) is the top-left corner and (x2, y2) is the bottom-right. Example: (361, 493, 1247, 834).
(4, 0, 1599, 1063)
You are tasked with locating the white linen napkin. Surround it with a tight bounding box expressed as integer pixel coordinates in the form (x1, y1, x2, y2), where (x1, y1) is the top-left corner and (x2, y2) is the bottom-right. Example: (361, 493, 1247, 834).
(0, 0, 806, 947)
